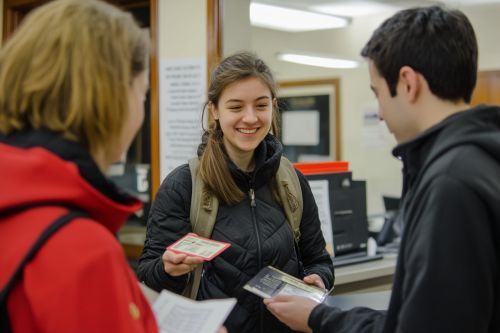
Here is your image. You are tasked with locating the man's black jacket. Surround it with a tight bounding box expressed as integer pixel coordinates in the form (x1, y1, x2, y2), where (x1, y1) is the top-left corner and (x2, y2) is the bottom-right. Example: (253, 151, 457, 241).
(310, 105, 500, 332)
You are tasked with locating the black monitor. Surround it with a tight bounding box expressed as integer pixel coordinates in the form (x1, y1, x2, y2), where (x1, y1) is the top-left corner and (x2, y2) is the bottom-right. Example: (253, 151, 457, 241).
(383, 196, 400, 212)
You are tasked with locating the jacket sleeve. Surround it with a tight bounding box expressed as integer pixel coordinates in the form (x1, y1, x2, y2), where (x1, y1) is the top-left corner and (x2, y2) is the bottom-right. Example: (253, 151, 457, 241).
(136, 164, 193, 293)
(308, 304, 386, 333)
(295, 169, 335, 290)
(17, 219, 159, 333)
(391, 174, 497, 332)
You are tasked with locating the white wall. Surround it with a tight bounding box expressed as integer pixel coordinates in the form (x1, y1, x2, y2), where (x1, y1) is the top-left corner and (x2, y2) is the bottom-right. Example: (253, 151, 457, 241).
(461, 3, 500, 70)
(250, 12, 402, 215)
(247, 4, 500, 215)
(222, 0, 252, 55)
(157, 0, 207, 180)
(159, 0, 206, 58)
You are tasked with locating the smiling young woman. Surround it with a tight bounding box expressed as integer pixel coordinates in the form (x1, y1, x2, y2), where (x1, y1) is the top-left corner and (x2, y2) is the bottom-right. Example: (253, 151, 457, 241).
(138, 51, 334, 333)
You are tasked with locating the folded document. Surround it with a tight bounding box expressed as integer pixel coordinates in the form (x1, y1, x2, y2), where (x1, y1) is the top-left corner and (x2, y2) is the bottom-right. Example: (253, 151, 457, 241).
(140, 283, 236, 333)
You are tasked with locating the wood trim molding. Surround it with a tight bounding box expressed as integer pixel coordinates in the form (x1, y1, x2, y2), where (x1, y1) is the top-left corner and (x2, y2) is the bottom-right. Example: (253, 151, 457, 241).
(207, 0, 222, 83)
(278, 78, 342, 161)
(3, 0, 47, 41)
(149, 0, 160, 197)
(471, 70, 500, 107)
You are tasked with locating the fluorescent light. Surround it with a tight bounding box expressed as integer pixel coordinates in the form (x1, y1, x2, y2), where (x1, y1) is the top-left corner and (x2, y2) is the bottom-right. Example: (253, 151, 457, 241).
(439, 0, 500, 4)
(250, 3, 349, 32)
(277, 52, 359, 69)
(312, 1, 398, 18)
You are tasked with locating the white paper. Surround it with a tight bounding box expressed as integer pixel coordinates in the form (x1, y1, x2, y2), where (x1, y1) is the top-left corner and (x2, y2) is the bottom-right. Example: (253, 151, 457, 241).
(159, 58, 206, 181)
(282, 110, 320, 146)
(139, 282, 160, 304)
(308, 180, 335, 256)
(362, 105, 386, 148)
(152, 289, 236, 333)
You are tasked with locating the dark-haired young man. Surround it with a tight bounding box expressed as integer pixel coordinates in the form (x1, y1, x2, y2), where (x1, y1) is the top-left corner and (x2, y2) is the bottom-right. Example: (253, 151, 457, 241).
(264, 6, 500, 333)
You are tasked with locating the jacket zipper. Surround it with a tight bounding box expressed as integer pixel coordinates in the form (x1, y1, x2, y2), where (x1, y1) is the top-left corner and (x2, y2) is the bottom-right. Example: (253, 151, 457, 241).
(249, 187, 262, 269)
(249, 185, 264, 333)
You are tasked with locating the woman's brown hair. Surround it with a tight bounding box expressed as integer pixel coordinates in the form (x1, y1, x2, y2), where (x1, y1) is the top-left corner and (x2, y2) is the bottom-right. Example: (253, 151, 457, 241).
(0, 0, 150, 161)
(199, 51, 280, 205)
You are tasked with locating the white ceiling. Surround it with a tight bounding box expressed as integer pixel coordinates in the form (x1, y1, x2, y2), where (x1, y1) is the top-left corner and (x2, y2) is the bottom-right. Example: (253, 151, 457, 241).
(237, 0, 500, 73)
(253, 0, 500, 18)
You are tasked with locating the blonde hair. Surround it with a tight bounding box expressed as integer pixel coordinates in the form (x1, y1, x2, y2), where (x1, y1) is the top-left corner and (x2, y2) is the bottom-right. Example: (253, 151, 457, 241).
(199, 51, 280, 205)
(0, 0, 150, 158)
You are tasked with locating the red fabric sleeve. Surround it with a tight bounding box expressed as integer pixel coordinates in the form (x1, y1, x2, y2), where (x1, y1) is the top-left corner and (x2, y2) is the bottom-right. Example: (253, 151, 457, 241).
(8, 218, 158, 333)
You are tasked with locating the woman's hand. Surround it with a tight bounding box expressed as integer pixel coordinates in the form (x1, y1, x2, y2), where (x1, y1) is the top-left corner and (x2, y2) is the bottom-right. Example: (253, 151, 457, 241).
(162, 250, 204, 276)
(303, 274, 325, 289)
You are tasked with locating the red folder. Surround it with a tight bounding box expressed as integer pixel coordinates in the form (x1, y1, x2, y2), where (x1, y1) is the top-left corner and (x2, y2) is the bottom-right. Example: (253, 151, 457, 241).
(293, 161, 349, 175)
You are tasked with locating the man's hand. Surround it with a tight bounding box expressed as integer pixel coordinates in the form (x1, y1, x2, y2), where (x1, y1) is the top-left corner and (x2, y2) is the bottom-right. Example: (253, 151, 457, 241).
(162, 250, 203, 276)
(303, 274, 325, 289)
(264, 295, 319, 333)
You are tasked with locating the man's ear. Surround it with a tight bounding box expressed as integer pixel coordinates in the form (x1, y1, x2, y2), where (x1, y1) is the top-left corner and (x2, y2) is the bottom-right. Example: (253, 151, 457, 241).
(399, 66, 420, 103)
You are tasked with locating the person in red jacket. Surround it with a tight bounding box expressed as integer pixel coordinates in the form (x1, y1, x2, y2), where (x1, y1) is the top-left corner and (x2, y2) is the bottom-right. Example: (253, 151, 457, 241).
(0, 0, 156, 332)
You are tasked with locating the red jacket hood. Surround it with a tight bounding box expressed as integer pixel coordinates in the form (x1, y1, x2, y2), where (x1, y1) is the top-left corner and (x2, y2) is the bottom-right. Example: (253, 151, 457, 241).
(0, 143, 142, 234)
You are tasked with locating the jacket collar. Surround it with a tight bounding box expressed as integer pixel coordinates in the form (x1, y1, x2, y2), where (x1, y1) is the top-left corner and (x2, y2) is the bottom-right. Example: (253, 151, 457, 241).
(392, 104, 500, 196)
(227, 134, 282, 192)
(0, 129, 141, 233)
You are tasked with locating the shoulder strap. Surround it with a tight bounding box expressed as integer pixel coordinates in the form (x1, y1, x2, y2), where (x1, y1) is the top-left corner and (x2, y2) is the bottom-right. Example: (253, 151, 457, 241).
(188, 157, 219, 238)
(185, 157, 219, 299)
(0, 209, 87, 333)
(276, 156, 303, 243)
(184, 157, 302, 298)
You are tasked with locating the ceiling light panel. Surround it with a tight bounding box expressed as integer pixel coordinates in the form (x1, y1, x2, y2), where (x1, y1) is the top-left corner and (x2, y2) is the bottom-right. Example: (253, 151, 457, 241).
(277, 52, 359, 69)
(311, 1, 398, 18)
(250, 3, 349, 32)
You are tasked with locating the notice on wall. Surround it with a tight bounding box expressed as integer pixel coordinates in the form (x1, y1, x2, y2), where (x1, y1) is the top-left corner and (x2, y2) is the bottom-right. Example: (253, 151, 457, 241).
(159, 58, 206, 181)
(282, 110, 320, 146)
(308, 179, 335, 257)
(361, 102, 389, 149)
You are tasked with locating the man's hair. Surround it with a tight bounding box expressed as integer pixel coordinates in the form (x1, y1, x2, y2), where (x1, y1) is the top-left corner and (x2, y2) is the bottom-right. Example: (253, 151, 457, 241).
(0, 0, 150, 157)
(361, 6, 477, 103)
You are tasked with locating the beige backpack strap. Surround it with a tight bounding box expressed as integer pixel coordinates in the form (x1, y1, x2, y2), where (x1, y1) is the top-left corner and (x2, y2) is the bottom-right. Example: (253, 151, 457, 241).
(276, 156, 303, 243)
(188, 157, 219, 238)
(183, 157, 219, 299)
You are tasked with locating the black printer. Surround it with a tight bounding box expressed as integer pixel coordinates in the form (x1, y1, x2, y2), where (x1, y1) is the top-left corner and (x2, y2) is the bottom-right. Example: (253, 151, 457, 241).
(304, 171, 368, 257)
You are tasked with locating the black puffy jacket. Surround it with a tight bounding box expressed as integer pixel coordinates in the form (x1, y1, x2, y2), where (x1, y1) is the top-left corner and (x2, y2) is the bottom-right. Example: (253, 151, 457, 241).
(138, 134, 334, 333)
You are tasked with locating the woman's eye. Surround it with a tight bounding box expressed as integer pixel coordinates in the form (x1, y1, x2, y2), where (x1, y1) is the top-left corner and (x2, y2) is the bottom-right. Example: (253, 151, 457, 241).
(257, 104, 269, 110)
(228, 106, 241, 111)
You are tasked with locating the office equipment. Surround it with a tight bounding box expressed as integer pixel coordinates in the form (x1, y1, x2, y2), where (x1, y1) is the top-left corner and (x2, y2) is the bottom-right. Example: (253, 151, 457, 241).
(332, 251, 383, 268)
(294, 162, 369, 259)
(377, 195, 401, 246)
